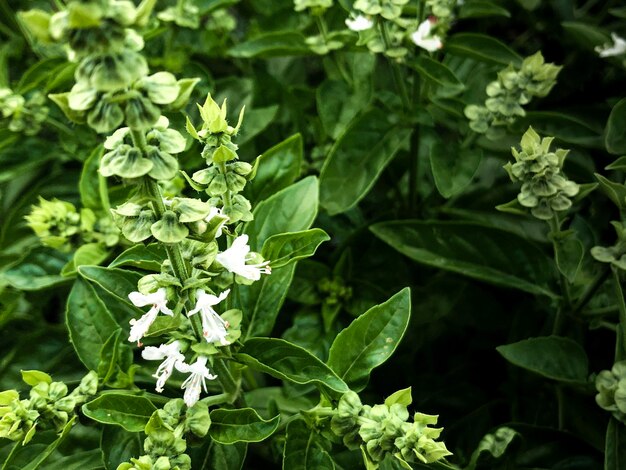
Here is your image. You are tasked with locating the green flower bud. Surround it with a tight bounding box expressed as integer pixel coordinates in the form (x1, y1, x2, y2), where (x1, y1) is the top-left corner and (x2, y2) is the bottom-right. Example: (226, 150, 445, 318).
(25, 197, 81, 251)
(158, 2, 201, 29)
(76, 51, 148, 92)
(101, 145, 154, 179)
(224, 194, 253, 223)
(137, 72, 180, 106)
(151, 210, 189, 243)
(112, 202, 157, 242)
(225, 172, 247, 193)
(88, 98, 124, 133)
(294, 0, 333, 12)
(185, 402, 210, 437)
(125, 96, 160, 130)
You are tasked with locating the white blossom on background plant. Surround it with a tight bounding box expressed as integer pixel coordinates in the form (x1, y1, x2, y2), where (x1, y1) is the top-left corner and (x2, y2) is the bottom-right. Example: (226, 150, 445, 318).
(411, 18, 443, 52)
(187, 289, 230, 344)
(215, 234, 271, 281)
(346, 14, 374, 32)
(127, 288, 174, 344)
(141, 341, 185, 392)
(596, 33, 626, 58)
(176, 356, 217, 407)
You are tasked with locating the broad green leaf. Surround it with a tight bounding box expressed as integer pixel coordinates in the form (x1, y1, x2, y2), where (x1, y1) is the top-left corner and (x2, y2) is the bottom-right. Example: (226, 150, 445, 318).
(245, 176, 318, 249)
(78, 266, 142, 307)
(262, 229, 330, 269)
(66, 278, 119, 370)
(39, 450, 103, 470)
(235, 338, 350, 394)
(562, 21, 609, 50)
(241, 264, 297, 338)
(605, 417, 626, 470)
(430, 140, 482, 198)
(97, 329, 122, 384)
(459, 1, 510, 18)
(283, 419, 335, 470)
(496, 336, 589, 383)
(237, 105, 279, 145)
(517, 111, 603, 148)
(606, 98, 626, 155)
(82, 393, 156, 432)
(229, 32, 310, 58)
(595, 173, 626, 211)
(101, 426, 143, 470)
(554, 234, 584, 283)
(109, 244, 165, 271)
(22, 417, 76, 470)
(79, 146, 104, 210)
(370, 221, 557, 298)
(202, 441, 248, 470)
(319, 109, 411, 215)
(384, 387, 412, 407)
(409, 57, 464, 97)
(446, 33, 522, 66)
(20, 370, 52, 386)
(61, 243, 110, 277)
(2, 248, 71, 291)
(327, 288, 411, 391)
(208, 408, 280, 444)
(247, 134, 303, 203)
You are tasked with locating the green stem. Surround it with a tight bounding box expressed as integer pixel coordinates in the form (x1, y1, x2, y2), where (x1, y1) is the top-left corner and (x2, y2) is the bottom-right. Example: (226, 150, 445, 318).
(548, 215, 571, 335)
(201, 393, 231, 407)
(379, 21, 410, 111)
(1, 442, 19, 470)
(212, 358, 241, 404)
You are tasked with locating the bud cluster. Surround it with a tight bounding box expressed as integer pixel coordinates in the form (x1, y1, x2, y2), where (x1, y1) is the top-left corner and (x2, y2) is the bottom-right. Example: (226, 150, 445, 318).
(503, 127, 579, 220)
(330, 390, 452, 468)
(26, 197, 119, 251)
(595, 361, 626, 423)
(465, 52, 561, 139)
(118, 398, 210, 470)
(0, 371, 97, 443)
(0, 88, 48, 135)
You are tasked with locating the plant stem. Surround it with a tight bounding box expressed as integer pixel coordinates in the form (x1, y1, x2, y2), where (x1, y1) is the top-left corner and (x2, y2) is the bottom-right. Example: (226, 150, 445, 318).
(212, 358, 242, 405)
(379, 21, 410, 111)
(548, 215, 571, 335)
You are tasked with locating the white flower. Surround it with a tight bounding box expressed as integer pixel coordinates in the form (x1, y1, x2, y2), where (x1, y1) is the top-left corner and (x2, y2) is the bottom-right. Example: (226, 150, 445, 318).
(176, 356, 217, 407)
(346, 14, 373, 32)
(596, 33, 626, 58)
(142, 341, 185, 393)
(127, 288, 174, 344)
(187, 289, 231, 345)
(205, 206, 226, 238)
(411, 18, 443, 52)
(215, 234, 271, 281)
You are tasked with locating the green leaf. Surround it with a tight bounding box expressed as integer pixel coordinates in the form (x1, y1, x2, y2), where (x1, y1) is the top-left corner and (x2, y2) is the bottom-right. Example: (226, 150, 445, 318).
(327, 288, 411, 391)
(283, 419, 335, 470)
(237, 105, 279, 145)
(2, 248, 71, 291)
(79, 145, 104, 210)
(554, 234, 584, 283)
(235, 338, 350, 394)
(241, 264, 297, 338)
(446, 33, 522, 66)
(202, 441, 248, 470)
(109, 244, 165, 271)
(247, 134, 303, 203)
(370, 221, 557, 298)
(208, 408, 280, 444)
(245, 176, 318, 249)
(82, 393, 156, 432)
(319, 109, 411, 215)
(66, 278, 119, 370)
(262, 229, 330, 269)
(496, 336, 589, 383)
(384, 387, 412, 407)
(606, 98, 626, 155)
(430, 139, 482, 198)
(20, 370, 52, 386)
(409, 56, 464, 97)
(561, 21, 609, 50)
(595, 173, 626, 211)
(459, 0, 511, 18)
(21, 417, 76, 470)
(78, 266, 142, 307)
(468, 427, 520, 469)
(605, 417, 626, 470)
(61, 243, 110, 277)
(97, 329, 122, 384)
(518, 111, 603, 148)
(101, 426, 142, 470)
(229, 32, 310, 58)
(38, 450, 103, 470)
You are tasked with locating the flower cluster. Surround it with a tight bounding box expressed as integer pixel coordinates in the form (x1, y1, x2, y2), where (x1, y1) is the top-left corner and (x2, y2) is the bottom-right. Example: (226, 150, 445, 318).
(118, 398, 210, 470)
(0, 88, 48, 135)
(503, 127, 579, 220)
(595, 361, 626, 423)
(26, 197, 119, 251)
(465, 52, 561, 139)
(330, 390, 451, 468)
(0, 371, 97, 443)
